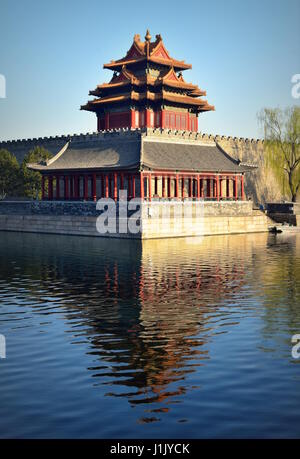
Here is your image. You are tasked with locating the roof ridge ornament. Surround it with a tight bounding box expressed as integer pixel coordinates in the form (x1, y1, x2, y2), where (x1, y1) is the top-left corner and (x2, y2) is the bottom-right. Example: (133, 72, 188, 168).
(145, 29, 151, 42)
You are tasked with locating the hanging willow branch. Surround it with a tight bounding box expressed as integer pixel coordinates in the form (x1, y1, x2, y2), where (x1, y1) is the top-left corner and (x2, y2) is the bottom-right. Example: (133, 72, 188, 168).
(258, 106, 300, 202)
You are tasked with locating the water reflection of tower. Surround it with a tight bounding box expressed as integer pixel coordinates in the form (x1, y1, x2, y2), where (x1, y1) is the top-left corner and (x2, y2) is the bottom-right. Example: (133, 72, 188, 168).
(0, 232, 257, 418)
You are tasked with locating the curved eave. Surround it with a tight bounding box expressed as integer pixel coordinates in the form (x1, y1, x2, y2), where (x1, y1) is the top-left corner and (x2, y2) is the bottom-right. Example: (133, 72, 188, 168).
(141, 164, 249, 173)
(81, 91, 215, 112)
(27, 163, 140, 173)
(90, 79, 201, 98)
(104, 56, 191, 71)
(162, 93, 214, 110)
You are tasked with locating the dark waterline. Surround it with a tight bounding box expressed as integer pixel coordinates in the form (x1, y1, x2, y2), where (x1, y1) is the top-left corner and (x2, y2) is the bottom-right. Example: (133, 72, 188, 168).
(0, 231, 299, 439)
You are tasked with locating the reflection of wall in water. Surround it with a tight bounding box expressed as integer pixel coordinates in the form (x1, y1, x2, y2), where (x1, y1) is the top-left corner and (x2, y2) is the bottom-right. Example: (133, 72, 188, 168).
(0, 232, 270, 411)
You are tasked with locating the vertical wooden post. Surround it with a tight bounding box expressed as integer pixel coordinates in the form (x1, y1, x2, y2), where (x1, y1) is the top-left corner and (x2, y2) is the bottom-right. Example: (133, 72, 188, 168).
(219, 176, 222, 200)
(64, 176, 69, 200)
(189, 177, 192, 198)
(113, 172, 117, 201)
(216, 175, 220, 201)
(131, 110, 135, 129)
(148, 173, 152, 201)
(105, 113, 109, 130)
(162, 176, 166, 198)
(132, 174, 135, 199)
(234, 176, 238, 200)
(105, 174, 109, 198)
(161, 110, 165, 129)
(226, 177, 230, 199)
(128, 174, 131, 199)
(154, 176, 158, 196)
(56, 175, 60, 200)
(101, 174, 104, 198)
(74, 175, 79, 200)
(207, 178, 211, 198)
(48, 176, 53, 200)
(175, 174, 179, 199)
(41, 176, 45, 200)
(167, 176, 171, 198)
(197, 175, 200, 199)
(84, 175, 88, 200)
(93, 173, 97, 202)
(69, 175, 73, 200)
(140, 172, 144, 200)
(241, 175, 245, 201)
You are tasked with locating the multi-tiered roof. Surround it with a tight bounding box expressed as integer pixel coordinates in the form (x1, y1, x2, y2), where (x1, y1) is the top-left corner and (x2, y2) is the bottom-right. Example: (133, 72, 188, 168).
(81, 31, 214, 131)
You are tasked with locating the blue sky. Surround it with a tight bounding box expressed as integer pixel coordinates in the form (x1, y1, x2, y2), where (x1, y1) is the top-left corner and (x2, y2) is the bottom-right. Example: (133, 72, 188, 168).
(0, 0, 299, 141)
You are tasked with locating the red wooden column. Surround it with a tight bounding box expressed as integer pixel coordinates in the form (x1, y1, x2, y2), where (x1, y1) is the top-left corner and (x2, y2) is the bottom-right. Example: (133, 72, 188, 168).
(140, 172, 144, 200)
(48, 176, 53, 200)
(207, 178, 211, 198)
(219, 176, 223, 200)
(181, 176, 185, 199)
(84, 175, 88, 200)
(128, 174, 131, 199)
(70, 175, 74, 200)
(148, 173, 152, 201)
(101, 174, 104, 198)
(213, 177, 216, 198)
(113, 173, 117, 201)
(226, 177, 230, 199)
(216, 176, 220, 201)
(241, 175, 245, 200)
(197, 175, 200, 199)
(167, 176, 171, 198)
(105, 113, 109, 130)
(56, 175, 60, 200)
(131, 110, 136, 128)
(105, 174, 109, 198)
(162, 176, 166, 198)
(41, 176, 45, 200)
(154, 176, 158, 196)
(146, 109, 151, 127)
(74, 175, 79, 200)
(175, 174, 179, 199)
(189, 177, 192, 198)
(161, 110, 166, 128)
(64, 176, 69, 200)
(132, 174, 136, 199)
(234, 176, 238, 200)
(93, 173, 97, 202)
(120, 173, 124, 191)
(200, 177, 204, 198)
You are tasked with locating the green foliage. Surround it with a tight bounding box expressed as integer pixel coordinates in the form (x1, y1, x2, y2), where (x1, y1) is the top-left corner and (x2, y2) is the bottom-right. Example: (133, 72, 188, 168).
(259, 106, 300, 202)
(21, 147, 52, 199)
(0, 149, 21, 198)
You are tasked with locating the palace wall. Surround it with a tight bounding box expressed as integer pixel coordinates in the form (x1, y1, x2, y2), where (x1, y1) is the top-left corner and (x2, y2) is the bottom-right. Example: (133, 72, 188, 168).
(0, 129, 286, 204)
(0, 200, 272, 239)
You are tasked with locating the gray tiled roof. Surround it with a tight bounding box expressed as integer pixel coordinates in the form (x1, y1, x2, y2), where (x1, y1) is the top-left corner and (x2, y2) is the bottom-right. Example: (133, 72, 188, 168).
(142, 141, 246, 172)
(27, 130, 252, 173)
(28, 137, 141, 171)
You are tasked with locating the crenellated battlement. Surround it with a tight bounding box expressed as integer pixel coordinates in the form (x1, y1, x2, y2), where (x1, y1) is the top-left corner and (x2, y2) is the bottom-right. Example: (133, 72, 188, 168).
(0, 128, 264, 164)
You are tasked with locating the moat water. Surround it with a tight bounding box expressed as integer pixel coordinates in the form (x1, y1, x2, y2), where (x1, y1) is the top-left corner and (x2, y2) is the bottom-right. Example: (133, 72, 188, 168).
(0, 231, 299, 438)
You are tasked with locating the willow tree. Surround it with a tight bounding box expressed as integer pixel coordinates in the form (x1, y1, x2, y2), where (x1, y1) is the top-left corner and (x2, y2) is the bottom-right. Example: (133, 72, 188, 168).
(259, 106, 300, 202)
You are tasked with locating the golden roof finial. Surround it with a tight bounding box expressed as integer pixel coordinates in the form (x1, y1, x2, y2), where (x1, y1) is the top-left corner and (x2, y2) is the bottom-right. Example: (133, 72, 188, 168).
(145, 29, 151, 42)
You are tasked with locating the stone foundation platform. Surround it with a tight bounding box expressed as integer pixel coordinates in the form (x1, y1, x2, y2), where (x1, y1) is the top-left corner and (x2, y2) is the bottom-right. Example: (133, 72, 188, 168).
(0, 200, 272, 239)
